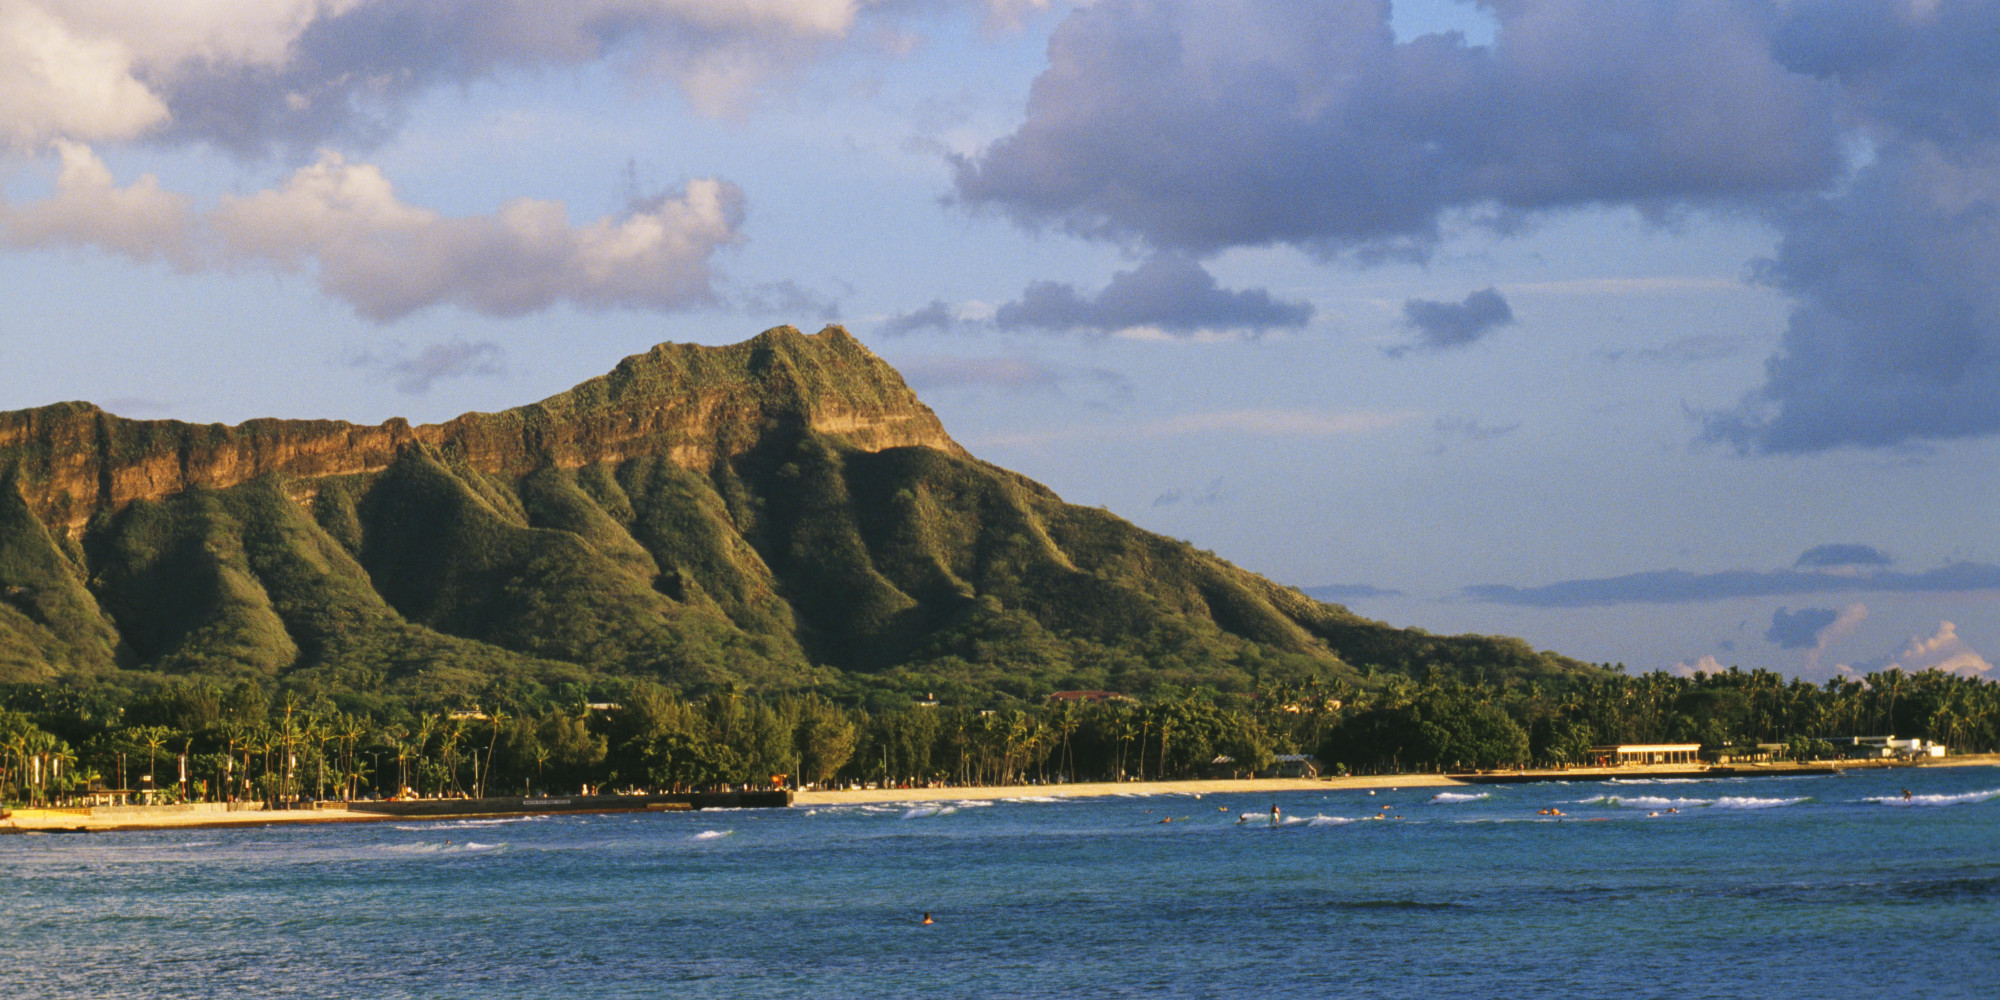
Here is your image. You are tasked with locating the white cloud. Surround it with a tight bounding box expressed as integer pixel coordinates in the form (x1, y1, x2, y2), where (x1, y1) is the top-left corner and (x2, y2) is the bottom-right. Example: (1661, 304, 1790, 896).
(1803, 602, 1869, 674)
(0, 1, 167, 147)
(50, 0, 360, 72)
(1672, 653, 1729, 677)
(1, 144, 744, 321)
(1886, 620, 1994, 678)
(0, 140, 192, 263)
(0, 0, 888, 150)
(210, 152, 744, 320)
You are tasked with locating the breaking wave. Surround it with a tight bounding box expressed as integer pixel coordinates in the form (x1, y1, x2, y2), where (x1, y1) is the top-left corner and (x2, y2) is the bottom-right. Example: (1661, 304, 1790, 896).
(1864, 789, 2000, 808)
(1429, 792, 1490, 804)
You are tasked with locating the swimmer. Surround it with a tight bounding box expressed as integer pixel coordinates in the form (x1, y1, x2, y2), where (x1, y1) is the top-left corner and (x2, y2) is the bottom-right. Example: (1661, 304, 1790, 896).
(1666, 807, 1677, 814)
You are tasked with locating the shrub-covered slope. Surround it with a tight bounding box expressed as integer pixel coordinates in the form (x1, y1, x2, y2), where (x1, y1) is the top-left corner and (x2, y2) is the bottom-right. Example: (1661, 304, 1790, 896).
(0, 326, 1595, 707)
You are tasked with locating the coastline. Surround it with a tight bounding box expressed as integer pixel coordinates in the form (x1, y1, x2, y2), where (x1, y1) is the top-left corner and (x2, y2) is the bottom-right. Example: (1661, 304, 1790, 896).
(9, 756, 1994, 833)
(792, 773, 1459, 806)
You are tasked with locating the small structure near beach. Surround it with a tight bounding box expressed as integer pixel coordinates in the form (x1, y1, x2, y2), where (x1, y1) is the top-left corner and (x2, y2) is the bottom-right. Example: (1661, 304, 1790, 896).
(1589, 743, 1701, 767)
(1823, 736, 1946, 759)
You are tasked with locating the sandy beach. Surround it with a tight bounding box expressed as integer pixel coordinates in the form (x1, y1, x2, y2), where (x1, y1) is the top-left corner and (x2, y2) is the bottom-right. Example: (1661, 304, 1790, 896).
(793, 773, 1460, 806)
(10, 756, 1992, 832)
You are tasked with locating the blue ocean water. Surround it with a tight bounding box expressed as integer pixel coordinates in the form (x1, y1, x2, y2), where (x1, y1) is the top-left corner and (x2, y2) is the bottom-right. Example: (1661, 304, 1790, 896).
(5, 766, 1998, 999)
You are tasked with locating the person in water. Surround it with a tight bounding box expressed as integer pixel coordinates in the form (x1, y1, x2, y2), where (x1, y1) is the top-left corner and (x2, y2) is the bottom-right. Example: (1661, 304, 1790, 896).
(921, 913, 934, 925)
(1270, 803, 1281, 826)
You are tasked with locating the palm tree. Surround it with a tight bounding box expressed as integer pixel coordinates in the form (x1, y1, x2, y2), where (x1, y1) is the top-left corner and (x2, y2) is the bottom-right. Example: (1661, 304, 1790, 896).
(142, 731, 167, 798)
(483, 709, 509, 798)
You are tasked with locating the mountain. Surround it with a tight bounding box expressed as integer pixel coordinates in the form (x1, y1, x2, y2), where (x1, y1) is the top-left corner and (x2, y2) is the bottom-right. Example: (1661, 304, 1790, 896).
(0, 326, 1594, 710)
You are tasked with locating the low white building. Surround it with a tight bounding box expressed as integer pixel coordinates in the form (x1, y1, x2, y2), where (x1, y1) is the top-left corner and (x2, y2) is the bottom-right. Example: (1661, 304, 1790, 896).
(1826, 735, 1946, 759)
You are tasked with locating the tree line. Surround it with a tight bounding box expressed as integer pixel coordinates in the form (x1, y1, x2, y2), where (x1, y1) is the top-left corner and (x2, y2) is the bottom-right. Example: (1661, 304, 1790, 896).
(4, 664, 1996, 806)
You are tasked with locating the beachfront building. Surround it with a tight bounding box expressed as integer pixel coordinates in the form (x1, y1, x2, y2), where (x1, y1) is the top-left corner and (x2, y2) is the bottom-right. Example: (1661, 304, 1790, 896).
(1823, 736, 1947, 759)
(1264, 754, 1320, 778)
(1588, 743, 1702, 767)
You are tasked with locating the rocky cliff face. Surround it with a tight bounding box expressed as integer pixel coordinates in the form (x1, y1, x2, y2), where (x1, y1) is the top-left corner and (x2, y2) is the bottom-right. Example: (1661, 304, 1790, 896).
(0, 326, 960, 532)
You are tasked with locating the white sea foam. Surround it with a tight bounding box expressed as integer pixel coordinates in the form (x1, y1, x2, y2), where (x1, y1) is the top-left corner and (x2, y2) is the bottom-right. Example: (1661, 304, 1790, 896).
(1585, 796, 1713, 810)
(692, 830, 732, 841)
(901, 805, 958, 819)
(1864, 788, 2000, 807)
(1305, 815, 1356, 826)
(1712, 796, 1808, 809)
(389, 816, 546, 832)
(1429, 792, 1490, 804)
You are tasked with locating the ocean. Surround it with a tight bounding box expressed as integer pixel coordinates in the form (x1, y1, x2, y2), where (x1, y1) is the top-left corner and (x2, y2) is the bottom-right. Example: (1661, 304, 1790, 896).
(6, 766, 1997, 999)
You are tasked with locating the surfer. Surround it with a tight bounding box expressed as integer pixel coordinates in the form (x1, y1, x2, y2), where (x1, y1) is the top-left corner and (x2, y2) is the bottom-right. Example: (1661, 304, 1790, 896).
(1902, 788, 1912, 801)
(1270, 803, 1281, 827)
(922, 913, 933, 925)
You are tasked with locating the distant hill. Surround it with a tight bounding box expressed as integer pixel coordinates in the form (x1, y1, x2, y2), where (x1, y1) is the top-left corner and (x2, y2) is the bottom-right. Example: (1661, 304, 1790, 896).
(0, 326, 1597, 709)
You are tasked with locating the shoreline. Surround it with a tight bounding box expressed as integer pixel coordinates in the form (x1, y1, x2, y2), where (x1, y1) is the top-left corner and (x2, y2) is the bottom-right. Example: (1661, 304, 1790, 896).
(9, 756, 1994, 832)
(793, 774, 1457, 806)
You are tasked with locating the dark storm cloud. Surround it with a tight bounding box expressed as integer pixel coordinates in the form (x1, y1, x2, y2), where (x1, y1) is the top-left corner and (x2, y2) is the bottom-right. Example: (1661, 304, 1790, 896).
(1796, 543, 1892, 568)
(993, 256, 1311, 336)
(1466, 560, 2000, 608)
(1389, 288, 1513, 355)
(1766, 606, 1839, 649)
(952, 0, 2000, 453)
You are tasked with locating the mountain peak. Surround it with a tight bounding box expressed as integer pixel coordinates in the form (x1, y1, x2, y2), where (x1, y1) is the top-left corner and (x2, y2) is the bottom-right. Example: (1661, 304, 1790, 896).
(0, 327, 960, 530)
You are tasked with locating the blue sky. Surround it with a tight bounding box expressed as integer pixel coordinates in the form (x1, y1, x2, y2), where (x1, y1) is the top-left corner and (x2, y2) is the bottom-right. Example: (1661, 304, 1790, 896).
(1, 0, 1997, 682)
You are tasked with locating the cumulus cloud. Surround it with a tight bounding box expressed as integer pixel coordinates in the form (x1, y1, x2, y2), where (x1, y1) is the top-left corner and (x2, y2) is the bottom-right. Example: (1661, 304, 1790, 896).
(212, 153, 743, 320)
(0, 146, 744, 321)
(992, 255, 1312, 337)
(351, 339, 506, 394)
(1467, 561, 2000, 607)
(1766, 606, 1839, 649)
(0, 0, 882, 154)
(951, 0, 2000, 452)
(1796, 543, 1892, 569)
(1870, 621, 1994, 678)
(0, 140, 193, 264)
(1389, 288, 1513, 355)
(1672, 653, 1731, 678)
(0, 1, 170, 147)
(953, 0, 1841, 255)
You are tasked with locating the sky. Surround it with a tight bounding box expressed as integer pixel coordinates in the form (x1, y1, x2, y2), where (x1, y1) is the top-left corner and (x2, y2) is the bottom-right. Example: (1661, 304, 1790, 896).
(1, 0, 1997, 685)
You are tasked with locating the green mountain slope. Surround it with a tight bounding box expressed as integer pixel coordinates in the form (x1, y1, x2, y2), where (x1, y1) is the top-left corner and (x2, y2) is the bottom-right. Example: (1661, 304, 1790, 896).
(0, 326, 1597, 708)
